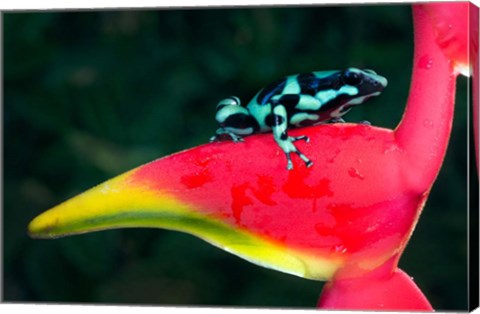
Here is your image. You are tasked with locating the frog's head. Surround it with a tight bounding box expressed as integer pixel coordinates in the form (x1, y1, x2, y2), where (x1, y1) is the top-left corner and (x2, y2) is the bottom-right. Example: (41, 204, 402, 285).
(338, 68, 388, 105)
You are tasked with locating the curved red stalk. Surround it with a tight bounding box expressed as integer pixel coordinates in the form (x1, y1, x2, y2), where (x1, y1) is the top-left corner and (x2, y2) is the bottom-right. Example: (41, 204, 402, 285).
(395, 5, 457, 192)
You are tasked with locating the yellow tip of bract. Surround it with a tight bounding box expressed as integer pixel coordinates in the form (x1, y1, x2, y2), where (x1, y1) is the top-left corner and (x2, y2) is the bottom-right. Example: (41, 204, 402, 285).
(27, 169, 342, 281)
(27, 170, 190, 238)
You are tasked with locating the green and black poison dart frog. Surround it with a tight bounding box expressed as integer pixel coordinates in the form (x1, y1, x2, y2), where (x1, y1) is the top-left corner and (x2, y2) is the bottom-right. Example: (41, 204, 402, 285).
(210, 68, 388, 170)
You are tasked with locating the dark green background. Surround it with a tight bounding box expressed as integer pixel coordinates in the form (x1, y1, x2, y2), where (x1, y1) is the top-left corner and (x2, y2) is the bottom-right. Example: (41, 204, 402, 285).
(3, 4, 470, 309)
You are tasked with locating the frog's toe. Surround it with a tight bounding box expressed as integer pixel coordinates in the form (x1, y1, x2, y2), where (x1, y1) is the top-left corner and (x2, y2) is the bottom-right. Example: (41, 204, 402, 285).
(231, 134, 244, 142)
(330, 117, 346, 123)
(360, 120, 372, 125)
(291, 135, 310, 143)
(285, 154, 294, 170)
(295, 149, 313, 169)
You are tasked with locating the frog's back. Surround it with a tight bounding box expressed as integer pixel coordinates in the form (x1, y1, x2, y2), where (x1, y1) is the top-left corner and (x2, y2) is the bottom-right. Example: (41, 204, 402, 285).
(298, 71, 339, 96)
(248, 71, 340, 108)
(252, 77, 289, 106)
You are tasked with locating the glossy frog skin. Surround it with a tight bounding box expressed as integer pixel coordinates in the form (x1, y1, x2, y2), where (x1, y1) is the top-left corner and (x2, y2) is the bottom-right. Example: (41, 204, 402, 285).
(210, 68, 388, 170)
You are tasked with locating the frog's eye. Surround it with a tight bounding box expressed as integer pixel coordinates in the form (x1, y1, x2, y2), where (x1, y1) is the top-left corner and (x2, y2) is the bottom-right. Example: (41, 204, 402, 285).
(342, 71, 363, 86)
(217, 96, 241, 109)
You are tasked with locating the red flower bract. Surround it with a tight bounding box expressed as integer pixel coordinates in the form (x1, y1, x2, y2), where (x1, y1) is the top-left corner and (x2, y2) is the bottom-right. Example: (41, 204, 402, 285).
(131, 124, 422, 277)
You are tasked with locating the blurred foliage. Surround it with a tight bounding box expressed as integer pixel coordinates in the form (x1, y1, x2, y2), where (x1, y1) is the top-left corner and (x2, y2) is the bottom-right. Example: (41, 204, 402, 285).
(3, 4, 469, 310)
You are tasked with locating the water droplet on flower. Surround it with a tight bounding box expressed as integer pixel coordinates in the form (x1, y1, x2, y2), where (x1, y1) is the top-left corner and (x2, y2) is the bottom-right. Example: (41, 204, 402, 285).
(326, 149, 340, 163)
(423, 119, 434, 128)
(366, 136, 376, 143)
(333, 244, 348, 254)
(348, 167, 365, 180)
(418, 55, 433, 69)
(383, 143, 399, 154)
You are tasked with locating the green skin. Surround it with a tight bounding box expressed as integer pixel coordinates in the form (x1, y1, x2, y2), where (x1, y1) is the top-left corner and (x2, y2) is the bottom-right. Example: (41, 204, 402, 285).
(210, 68, 388, 170)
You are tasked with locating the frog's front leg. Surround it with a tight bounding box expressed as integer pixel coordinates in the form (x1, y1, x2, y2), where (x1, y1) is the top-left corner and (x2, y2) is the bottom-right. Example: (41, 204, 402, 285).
(269, 102, 313, 170)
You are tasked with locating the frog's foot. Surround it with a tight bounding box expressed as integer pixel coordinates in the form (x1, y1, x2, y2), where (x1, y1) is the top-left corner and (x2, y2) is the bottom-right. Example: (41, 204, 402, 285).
(269, 102, 313, 170)
(209, 135, 221, 142)
(330, 117, 346, 123)
(291, 135, 310, 143)
(279, 136, 313, 170)
(359, 120, 371, 125)
(209, 129, 244, 143)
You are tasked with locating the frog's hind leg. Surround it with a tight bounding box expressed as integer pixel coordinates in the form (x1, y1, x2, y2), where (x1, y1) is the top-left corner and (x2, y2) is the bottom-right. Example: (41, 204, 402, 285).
(210, 98, 256, 143)
(269, 102, 313, 170)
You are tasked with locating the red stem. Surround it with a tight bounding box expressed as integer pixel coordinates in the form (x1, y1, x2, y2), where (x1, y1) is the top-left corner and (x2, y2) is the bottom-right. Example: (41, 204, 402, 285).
(318, 256, 433, 311)
(395, 5, 457, 192)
